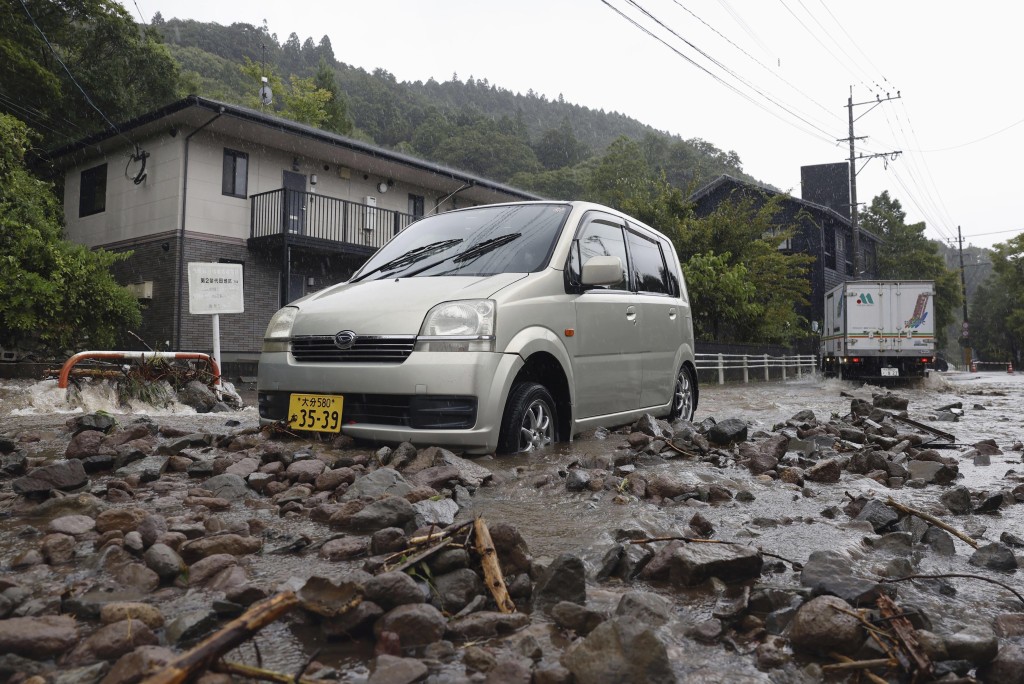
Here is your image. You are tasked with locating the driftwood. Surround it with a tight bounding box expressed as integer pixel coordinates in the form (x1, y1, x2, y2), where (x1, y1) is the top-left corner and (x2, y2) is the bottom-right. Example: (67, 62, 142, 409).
(143, 591, 299, 684)
(825, 653, 890, 684)
(885, 497, 979, 549)
(877, 594, 933, 680)
(380, 520, 474, 573)
(474, 517, 516, 614)
(213, 661, 322, 684)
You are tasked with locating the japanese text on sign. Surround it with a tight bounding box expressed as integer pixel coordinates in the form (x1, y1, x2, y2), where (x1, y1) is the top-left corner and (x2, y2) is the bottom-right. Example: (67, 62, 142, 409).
(187, 263, 244, 314)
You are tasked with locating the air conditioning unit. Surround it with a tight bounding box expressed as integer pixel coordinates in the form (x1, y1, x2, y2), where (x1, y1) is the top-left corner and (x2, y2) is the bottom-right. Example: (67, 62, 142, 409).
(363, 195, 378, 231)
(126, 281, 153, 299)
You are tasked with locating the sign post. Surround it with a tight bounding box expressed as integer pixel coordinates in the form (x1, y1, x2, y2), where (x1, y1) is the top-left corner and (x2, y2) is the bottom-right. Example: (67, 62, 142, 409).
(187, 263, 244, 392)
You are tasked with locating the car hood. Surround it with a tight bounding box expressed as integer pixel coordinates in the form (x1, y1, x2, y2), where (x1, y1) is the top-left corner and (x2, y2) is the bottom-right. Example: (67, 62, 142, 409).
(290, 273, 527, 336)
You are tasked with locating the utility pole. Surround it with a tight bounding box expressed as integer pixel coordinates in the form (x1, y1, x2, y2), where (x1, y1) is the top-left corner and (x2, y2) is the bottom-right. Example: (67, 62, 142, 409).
(954, 225, 972, 369)
(841, 87, 902, 276)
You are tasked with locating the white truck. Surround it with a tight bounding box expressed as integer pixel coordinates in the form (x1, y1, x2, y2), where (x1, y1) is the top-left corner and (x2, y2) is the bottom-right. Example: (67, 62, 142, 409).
(821, 280, 936, 380)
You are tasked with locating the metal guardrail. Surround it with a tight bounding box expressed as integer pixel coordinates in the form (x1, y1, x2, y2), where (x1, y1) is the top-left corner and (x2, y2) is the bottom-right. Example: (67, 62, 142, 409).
(694, 353, 818, 385)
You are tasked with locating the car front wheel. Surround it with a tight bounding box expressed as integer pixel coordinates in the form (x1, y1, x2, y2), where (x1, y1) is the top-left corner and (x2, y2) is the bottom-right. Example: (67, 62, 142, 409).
(669, 365, 696, 421)
(498, 382, 557, 454)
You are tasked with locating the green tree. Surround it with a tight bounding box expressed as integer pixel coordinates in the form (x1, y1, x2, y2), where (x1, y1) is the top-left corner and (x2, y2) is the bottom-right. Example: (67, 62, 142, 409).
(314, 58, 353, 135)
(0, 114, 140, 355)
(534, 117, 591, 170)
(859, 191, 962, 346)
(971, 234, 1024, 364)
(0, 0, 179, 149)
(239, 58, 332, 127)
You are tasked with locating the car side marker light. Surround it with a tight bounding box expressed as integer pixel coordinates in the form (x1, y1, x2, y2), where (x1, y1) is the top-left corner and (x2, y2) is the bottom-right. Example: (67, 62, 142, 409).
(564, 329, 575, 337)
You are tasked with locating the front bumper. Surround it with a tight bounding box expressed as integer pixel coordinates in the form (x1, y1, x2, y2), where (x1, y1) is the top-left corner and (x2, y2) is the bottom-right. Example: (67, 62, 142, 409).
(257, 350, 523, 454)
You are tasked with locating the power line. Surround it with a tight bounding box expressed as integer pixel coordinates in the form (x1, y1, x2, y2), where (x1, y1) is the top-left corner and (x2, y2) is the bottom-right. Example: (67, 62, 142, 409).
(909, 115, 1024, 153)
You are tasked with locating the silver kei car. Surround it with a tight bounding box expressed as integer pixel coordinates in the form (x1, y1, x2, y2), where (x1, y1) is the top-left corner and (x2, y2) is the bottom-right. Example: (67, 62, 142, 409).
(257, 201, 698, 454)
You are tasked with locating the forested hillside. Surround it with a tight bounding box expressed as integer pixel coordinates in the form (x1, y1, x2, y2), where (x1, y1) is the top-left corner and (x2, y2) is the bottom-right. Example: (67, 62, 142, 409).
(152, 15, 755, 195)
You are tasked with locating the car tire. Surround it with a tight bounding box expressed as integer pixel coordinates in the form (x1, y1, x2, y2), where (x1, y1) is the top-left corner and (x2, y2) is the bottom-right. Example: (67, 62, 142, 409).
(498, 382, 558, 454)
(669, 365, 696, 421)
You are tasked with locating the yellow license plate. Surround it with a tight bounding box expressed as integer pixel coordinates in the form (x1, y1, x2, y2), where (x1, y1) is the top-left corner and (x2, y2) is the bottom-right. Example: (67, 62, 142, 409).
(287, 394, 344, 433)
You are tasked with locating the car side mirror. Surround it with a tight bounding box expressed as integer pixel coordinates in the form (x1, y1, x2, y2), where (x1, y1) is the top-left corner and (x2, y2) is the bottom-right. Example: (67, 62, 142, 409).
(581, 255, 624, 286)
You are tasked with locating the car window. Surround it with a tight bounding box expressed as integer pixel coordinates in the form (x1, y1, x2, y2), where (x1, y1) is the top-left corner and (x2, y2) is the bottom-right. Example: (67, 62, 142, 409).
(568, 218, 629, 291)
(353, 203, 570, 281)
(626, 229, 673, 296)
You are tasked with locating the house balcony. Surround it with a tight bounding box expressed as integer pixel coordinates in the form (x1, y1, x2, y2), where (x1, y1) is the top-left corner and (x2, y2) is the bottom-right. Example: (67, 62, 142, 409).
(249, 188, 419, 256)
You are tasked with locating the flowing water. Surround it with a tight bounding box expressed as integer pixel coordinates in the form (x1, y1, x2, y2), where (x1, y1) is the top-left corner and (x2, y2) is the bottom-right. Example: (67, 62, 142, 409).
(0, 370, 1021, 680)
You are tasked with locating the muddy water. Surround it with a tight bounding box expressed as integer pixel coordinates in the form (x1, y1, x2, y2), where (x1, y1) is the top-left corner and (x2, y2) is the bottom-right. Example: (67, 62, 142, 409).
(1, 371, 1022, 680)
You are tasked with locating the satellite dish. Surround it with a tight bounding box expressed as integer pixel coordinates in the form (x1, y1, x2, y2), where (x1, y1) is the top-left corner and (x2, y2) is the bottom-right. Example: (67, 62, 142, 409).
(258, 84, 273, 106)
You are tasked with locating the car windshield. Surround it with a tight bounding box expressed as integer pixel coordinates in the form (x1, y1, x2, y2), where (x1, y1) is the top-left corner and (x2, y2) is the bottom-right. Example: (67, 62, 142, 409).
(352, 203, 571, 282)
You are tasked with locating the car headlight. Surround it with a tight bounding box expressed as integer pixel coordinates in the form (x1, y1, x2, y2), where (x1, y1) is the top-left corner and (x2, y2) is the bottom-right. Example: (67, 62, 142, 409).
(416, 299, 495, 352)
(262, 306, 298, 352)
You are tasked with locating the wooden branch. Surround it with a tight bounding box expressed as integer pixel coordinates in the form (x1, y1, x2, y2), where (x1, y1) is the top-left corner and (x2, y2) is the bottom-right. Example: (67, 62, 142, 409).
(822, 657, 896, 672)
(142, 591, 299, 684)
(826, 653, 890, 684)
(885, 498, 979, 549)
(880, 573, 1024, 606)
(387, 538, 453, 575)
(877, 594, 933, 680)
(473, 517, 515, 614)
(628, 536, 732, 545)
(214, 661, 322, 684)
(663, 441, 699, 457)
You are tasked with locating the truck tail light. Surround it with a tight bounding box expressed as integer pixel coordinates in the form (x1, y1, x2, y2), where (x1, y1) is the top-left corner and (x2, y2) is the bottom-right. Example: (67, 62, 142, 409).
(851, 357, 861, 363)
(921, 357, 931, 363)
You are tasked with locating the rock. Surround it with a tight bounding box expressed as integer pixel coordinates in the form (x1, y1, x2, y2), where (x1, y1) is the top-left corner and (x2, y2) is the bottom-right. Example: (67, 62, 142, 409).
(533, 554, 586, 612)
(801, 550, 889, 606)
(99, 603, 164, 630)
(179, 534, 262, 563)
(177, 381, 218, 413)
(77, 618, 158, 661)
(668, 541, 763, 586)
(13, 460, 88, 495)
(854, 500, 899, 533)
(339, 496, 416, 534)
(615, 591, 671, 626)
(805, 458, 841, 483)
(944, 624, 998, 663)
(969, 543, 1018, 572)
(315, 536, 366, 562)
(489, 523, 532, 576)
(101, 645, 175, 684)
(565, 469, 592, 491)
(365, 572, 424, 610)
(445, 611, 531, 640)
(412, 498, 459, 528)
(286, 459, 325, 483)
(367, 654, 428, 684)
(940, 486, 973, 514)
(298, 576, 365, 619)
(342, 468, 412, 500)
(202, 473, 249, 501)
(0, 615, 79, 659)
(922, 526, 956, 555)
(315, 467, 356, 491)
(48, 514, 96, 536)
(906, 460, 958, 485)
(562, 617, 675, 684)
(165, 609, 220, 645)
(707, 418, 747, 445)
(41, 533, 76, 564)
(551, 601, 605, 636)
(374, 603, 446, 648)
(96, 508, 148, 534)
(430, 568, 483, 614)
(788, 595, 864, 656)
(978, 641, 1024, 684)
(189, 554, 239, 586)
(143, 544, 185, 582)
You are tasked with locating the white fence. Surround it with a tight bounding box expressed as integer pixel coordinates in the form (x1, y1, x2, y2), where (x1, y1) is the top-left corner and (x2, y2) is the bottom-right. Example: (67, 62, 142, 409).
(694, 353, 818, 385)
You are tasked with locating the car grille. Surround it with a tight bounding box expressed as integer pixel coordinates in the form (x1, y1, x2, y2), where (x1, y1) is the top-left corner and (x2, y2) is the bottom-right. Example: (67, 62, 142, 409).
(291, 335, 416, 363)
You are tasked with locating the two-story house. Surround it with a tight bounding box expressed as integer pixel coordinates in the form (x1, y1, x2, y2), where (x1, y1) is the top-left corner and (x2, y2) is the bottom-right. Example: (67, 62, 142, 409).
(687, 167, 880, 334)
(43, 96, 541, 371)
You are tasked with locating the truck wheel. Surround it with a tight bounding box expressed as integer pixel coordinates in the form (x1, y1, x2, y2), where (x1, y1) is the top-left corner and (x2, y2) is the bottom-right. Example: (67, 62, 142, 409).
(669, 365, 696, 421)
(498, 382, 557, 454)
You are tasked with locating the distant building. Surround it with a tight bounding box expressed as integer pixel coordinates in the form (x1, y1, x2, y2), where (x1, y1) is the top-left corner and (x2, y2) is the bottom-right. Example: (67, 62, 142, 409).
(687, 172, 880, 330)
(43, 96, 540, 368)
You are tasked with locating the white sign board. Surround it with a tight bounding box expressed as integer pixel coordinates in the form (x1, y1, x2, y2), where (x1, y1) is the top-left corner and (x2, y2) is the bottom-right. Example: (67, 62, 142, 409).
(188, 263, 244, 314)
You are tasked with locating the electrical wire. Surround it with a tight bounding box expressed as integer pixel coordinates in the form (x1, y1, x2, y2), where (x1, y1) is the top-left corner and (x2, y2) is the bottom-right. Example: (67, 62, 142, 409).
(601, 0, 837, 144)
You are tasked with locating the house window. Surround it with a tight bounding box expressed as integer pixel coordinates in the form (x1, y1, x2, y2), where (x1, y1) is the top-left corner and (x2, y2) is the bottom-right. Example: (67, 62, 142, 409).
(408, 193, 425, 218)
(222, 149, 248, 198)
(823, 226, 836, 270)
(79, 163, 107, 217)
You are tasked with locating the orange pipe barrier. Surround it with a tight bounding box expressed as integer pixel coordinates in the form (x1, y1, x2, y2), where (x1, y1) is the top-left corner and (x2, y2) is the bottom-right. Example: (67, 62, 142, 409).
(57, 351, 221, 389)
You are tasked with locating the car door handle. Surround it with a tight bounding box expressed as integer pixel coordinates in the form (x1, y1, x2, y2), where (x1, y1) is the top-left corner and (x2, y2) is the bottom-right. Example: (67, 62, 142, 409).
(668, 307, 677, 320)
(626, 306, 637, 324)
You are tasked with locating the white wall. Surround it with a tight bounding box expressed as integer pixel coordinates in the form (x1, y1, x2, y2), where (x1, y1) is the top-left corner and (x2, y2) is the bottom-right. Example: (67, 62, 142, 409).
(64, 132, 183, 248)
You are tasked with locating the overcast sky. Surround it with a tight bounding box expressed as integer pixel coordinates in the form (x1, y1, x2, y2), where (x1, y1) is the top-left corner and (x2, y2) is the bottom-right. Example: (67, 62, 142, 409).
(124, 0, 1023, 251)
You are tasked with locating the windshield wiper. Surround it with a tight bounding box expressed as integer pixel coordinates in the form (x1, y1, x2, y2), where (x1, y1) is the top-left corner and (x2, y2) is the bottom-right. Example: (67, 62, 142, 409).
(452, 233, 521, 263)
(400, 233, 523, 278)
(351, 238, 463, 282)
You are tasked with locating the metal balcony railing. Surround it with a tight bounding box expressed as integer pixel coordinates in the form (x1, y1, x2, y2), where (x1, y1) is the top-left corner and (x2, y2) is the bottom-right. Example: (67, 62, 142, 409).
(250, 189, 418, 251)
